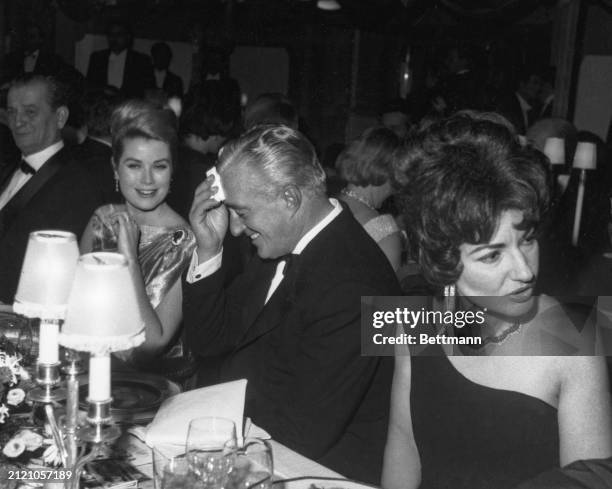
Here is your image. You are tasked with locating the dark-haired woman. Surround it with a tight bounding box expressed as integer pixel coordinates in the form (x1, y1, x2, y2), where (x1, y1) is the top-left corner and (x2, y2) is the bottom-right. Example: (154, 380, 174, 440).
(382, 112, 612, 489)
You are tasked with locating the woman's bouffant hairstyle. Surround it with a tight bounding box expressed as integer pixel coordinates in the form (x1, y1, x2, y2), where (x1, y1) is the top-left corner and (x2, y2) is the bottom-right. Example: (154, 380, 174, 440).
(395, 112, 550, 287)
(218, 124, 326, 199)
(111, 99, 178, 169)
(335, 127, 400, 186)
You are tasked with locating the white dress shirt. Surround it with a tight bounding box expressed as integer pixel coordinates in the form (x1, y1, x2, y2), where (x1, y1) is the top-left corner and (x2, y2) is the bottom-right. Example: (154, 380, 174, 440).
(107, 50, 127, 90)
(0, 141, 64, 211)
(154, 69, 167, 89)
(515, 92, 532, 133)
(187, 199, 343, 305)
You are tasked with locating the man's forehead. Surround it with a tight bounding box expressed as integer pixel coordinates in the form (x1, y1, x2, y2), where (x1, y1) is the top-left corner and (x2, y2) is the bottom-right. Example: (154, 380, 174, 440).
(220, 164, 263, 204)
(8, 82, 49, 106)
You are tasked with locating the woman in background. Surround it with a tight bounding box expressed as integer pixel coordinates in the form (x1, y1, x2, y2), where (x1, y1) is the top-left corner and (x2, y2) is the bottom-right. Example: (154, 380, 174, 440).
(383, 112, 612, 489)
(80, 100, 195, 363)
(336, 127, 403, 272)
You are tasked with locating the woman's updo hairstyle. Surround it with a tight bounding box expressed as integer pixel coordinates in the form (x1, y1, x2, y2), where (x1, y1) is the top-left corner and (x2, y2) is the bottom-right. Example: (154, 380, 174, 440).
(110, 99, 179, 169)
(395, 111, 550, 287)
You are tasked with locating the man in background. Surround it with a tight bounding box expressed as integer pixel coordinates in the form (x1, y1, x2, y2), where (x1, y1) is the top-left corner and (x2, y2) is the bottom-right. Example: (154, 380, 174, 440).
(151, 42, 184, 99)
(86, 19, 155, 98)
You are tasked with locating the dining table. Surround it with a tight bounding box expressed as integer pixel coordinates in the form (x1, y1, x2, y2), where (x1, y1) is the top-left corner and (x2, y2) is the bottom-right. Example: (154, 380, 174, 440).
(0, 305, 363, 489)
(117, 430, 344, 488)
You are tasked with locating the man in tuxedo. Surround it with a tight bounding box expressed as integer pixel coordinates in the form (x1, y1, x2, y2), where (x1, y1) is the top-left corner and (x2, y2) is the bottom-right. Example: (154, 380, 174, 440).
(86, 20, 155, 99)
(0, 74, 105, 303)
(184, 125, 400, 483)
(1, 23, 75, 86)
(496, 67, 543, 135)
(150, 42, 184, 99)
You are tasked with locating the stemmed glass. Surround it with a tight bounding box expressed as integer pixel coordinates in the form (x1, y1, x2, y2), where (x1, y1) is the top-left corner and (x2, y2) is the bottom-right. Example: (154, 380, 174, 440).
(186, 417, 237, 489)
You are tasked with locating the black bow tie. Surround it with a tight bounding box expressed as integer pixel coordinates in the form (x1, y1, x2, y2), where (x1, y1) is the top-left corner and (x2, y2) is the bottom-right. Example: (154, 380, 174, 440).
(282, 253, 299, 274)
(19, 159, 36, 175)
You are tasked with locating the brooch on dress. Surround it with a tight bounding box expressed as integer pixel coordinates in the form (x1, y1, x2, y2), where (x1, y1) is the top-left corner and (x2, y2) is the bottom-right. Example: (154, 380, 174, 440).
(172, 230, 186, 245)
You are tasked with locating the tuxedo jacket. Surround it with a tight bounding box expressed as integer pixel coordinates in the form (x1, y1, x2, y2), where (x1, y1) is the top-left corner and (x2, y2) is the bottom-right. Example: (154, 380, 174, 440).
(71, 137, 117, 204)
(161, 70, 184, 98)
(0, 146, 105, 303)
(86, 49, 155, 98)
(183, 207, 400, 483)
(497, 92, 529, 135)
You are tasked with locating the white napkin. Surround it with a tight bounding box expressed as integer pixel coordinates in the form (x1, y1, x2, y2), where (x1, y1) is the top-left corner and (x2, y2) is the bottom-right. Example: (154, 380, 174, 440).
(144, 379, 247, 452)
(206, 167, 226, 202)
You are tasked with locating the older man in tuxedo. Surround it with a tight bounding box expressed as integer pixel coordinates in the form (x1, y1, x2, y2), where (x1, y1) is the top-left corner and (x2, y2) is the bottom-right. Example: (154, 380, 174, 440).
(184, 125, 400, 484)
(0, 74, 104, 303)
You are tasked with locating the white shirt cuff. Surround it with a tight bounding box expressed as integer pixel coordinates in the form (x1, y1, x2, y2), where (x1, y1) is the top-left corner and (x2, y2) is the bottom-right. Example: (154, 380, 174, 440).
(186, 248, 223, 283)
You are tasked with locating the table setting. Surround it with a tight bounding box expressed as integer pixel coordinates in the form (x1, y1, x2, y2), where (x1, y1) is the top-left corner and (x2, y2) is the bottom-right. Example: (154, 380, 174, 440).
(0, 230, 371, 489)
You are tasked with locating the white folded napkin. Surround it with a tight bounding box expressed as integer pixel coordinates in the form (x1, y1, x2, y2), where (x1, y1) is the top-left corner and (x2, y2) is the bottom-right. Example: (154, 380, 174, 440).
(144, 379, 247, 453)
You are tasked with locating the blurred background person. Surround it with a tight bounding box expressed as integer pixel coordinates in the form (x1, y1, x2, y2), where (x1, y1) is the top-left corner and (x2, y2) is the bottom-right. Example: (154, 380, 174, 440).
(151, 41, 184, 99)
(86, 19, 155, 99)
(336, 126, 403, 272)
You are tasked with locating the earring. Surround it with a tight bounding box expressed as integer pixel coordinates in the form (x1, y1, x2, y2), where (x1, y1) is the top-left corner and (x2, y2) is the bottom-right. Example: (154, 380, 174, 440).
(444, 284, 456, 313)
(114, 178, 119, 193)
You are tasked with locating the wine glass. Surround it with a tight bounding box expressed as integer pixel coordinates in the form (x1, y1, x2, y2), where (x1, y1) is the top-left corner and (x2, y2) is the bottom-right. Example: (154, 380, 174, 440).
(226, 438, 273, 489)
(186, 417, 237, 488)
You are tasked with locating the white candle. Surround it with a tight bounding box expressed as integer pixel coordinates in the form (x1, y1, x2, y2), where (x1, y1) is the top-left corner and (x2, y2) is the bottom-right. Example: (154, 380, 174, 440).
(88, 354, 111, 401)
(38, 319, 59, 364)
(572, 169, 587, 246)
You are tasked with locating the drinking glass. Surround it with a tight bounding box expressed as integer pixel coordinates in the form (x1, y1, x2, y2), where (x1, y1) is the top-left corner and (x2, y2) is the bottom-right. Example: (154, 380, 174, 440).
(152, 448, 197, 489)
(226, 438, 273, 489)
(186, 417, 237, 489)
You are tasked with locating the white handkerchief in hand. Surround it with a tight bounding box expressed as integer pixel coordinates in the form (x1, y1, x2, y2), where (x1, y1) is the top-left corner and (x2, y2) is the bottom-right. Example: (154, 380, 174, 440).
(206, 167, 226, 202)
(144, 379, 247, 452)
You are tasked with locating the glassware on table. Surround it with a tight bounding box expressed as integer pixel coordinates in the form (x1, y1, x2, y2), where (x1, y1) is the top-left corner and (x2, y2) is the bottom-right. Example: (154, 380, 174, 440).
(186, 417, 237, 488)
(152, 447, 199, 489)
(226, 438, 273, 489)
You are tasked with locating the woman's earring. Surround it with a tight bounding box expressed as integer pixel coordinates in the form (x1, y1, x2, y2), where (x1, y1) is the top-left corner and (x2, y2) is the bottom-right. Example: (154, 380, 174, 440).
(444, 284, 456, 312)
(114, 178, 119, 193)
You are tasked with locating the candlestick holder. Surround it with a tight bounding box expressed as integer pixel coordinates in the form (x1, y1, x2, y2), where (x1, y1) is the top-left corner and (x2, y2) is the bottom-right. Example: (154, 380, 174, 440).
(27, 361, 67, 403)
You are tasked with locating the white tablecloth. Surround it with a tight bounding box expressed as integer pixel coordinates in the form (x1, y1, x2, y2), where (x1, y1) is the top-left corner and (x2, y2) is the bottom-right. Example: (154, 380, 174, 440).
(119, 432, 343, 487)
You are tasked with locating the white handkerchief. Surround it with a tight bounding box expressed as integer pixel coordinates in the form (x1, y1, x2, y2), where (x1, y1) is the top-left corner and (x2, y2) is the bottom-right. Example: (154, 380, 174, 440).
(206, 167, 226, 202)
(144, 379, 247, 451)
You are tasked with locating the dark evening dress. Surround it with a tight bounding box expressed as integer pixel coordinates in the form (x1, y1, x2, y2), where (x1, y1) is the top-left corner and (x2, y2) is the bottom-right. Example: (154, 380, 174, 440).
(411, 350, 559, 489)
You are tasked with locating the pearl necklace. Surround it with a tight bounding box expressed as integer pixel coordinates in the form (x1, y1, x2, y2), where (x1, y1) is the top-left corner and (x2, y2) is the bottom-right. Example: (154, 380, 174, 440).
(341, 188, 376, 210)
(466, 321, 523, 350)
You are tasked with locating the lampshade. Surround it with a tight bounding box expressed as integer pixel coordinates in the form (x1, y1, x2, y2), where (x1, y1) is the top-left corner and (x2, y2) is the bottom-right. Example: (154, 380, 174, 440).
(59, 252, 145, 354)
(573, 142, 597, 170)
(543, 137, 565, 166)
(14, 230, 79, 319)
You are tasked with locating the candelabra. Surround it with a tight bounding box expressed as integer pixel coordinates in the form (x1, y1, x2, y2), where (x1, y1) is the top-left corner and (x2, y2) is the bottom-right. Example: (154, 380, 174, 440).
(14, 237, 145, 488)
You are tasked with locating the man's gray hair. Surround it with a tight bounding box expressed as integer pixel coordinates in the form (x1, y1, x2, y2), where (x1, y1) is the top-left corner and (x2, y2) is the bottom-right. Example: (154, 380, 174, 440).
(218, 124, 326, 198)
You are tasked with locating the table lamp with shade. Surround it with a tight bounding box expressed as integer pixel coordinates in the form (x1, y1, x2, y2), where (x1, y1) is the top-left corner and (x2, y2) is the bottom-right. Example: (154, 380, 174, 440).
(60, 252, 145, 446)
(571, 141, 597, 246)
(13, 230, 80, 403)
